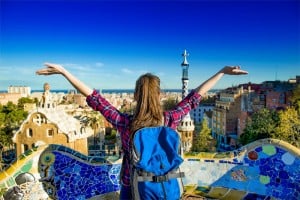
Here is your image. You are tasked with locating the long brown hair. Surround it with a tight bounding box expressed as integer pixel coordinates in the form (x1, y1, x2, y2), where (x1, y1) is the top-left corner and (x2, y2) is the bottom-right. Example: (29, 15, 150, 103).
(130, 73, 163, 134)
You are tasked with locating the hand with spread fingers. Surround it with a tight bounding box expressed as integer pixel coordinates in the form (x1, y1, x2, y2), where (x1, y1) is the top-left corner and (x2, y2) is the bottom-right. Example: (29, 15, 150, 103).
(36, 62, 93, 96)
(220, 66, 248, 75)
(36, 63, 66, 76)
(195, 65, 248, 96)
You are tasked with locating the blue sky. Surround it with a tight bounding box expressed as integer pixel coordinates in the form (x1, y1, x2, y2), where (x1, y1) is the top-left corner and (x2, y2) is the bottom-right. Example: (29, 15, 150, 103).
(0, 0, 299, 91)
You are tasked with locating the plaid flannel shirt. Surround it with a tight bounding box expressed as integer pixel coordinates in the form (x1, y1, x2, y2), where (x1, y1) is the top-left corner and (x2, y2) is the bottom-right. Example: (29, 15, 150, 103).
(86, 90, 201, 186)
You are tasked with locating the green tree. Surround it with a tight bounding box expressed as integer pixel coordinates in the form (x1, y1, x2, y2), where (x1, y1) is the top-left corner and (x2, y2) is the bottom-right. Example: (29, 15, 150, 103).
(240, 109, 279, 145)
(0, 101, 28, 150)
(0, 128, 12, 147)
(191, 119, 214, 152)
(86, 111, 104, 147)
(6, 109, 28, 126)
(17, 97, 35, 109)
(105, 129, 117, 143)
(200, 95, 216, 104)
(273, 107, 300, 147)
(289, 84, 300, 113)
(0, 112, 5, 128)
(2, 101, 17, 114)
(162, 97, 177, 111)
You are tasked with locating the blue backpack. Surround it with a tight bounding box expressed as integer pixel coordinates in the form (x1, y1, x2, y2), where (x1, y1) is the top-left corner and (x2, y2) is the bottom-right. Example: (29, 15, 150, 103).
(130, 126, 185, 200)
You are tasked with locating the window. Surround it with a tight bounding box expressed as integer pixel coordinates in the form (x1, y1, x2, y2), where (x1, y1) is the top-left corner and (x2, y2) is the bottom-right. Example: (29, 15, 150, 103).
(33, 114, 46, 126)
(22, 144, 29, 153)
(27, 128, 33, 137)
(47, 129, 54, 137)
(279, 93, 285, 104)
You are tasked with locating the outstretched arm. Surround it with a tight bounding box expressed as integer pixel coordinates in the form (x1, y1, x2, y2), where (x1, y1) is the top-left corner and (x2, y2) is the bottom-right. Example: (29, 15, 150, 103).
(36, 63, 93, 97)
(195, 66, 248, 96)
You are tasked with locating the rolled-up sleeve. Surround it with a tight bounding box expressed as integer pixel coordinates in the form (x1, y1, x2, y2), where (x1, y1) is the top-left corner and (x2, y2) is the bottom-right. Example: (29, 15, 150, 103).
(86, 90, 129, 130)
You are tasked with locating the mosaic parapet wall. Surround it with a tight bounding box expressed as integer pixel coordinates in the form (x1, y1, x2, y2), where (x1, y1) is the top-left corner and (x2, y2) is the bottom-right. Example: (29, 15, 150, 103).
(0, 145, 121, 200)
(38, 145, 121, 200)
(182, 138, 300, 199)
(0, 138, 299, 200)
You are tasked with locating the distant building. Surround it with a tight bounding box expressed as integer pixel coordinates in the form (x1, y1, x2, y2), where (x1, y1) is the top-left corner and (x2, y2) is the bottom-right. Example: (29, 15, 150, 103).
(23, 103, 37, 112)
(203, 110, 213, 129)
(0, 85, 31, 105)
(13, 83, 94, 157)
(64, 90, 88, 108)
(257, 79, 296, 110)
(212, 76, 299, 151)
(0, 93, 22, 105)
(288, 75, 300, 84)
(212, 86, 253, 150)
(190, 103, 215, 124)
(8, 85, 31, 97)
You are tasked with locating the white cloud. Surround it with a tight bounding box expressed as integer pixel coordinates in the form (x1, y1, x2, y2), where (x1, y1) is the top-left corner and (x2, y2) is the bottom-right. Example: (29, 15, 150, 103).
(122, 68, 134, 74)
(61, 62, 105, 73)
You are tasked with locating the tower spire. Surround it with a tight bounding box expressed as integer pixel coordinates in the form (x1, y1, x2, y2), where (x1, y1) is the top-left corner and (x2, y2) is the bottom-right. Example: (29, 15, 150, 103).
(181, 49, 189, 98)
(177, 49, 195, 153)
(182, 49, 189, 66)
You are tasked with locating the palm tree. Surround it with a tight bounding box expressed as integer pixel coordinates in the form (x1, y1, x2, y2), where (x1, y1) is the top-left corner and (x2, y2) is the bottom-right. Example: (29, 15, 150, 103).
(86, 111, 105, 150)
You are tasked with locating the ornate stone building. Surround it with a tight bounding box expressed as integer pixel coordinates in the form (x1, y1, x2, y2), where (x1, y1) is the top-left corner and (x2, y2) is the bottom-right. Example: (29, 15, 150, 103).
(13, 83, 93, 157)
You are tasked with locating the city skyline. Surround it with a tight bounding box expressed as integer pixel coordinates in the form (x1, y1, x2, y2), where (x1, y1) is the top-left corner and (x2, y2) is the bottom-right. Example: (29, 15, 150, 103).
(0, 0, 299, 91)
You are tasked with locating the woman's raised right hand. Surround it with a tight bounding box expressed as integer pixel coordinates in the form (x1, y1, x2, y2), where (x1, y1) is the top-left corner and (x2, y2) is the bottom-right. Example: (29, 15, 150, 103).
(36, 63, 66, 76)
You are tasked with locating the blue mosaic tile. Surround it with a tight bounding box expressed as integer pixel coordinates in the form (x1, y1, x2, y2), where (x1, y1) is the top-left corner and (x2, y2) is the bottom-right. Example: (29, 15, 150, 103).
(35, 142, 299, 200)
(38, 145, 121, 199)
(243, 192, 267, 200)
(210, 144, 300, 200)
